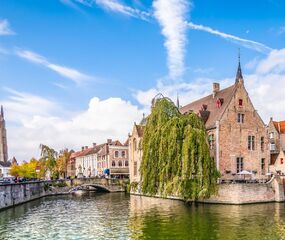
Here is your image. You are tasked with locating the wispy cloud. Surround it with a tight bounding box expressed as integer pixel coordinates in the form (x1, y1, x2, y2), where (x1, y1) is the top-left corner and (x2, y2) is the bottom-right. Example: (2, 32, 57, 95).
(65, 0, 151, 20)
(187, 22, 273, 54)
(278, 26, 285, 35)
(0, 19, 15, 36)
(16, 49, 93, 84)
(153, 0, 190, 80)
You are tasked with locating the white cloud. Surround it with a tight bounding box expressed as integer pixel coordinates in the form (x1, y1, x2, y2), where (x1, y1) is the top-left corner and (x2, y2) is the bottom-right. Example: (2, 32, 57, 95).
(187, 22, 273, 54)
(1, 89, 142, 161)
(153, 0, 189, 80)
(0, 19, 15, 36)
(16, 50, 93, 84)
(256, 49, 285, 74)
(134, 78, 232, 112)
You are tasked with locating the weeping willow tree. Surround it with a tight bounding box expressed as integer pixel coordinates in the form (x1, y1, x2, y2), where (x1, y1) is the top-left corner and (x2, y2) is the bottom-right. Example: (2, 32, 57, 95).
(140, 98, 219, 200)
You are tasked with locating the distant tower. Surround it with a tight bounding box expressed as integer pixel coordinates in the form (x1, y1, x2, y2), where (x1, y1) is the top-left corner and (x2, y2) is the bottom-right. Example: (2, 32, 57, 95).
(176, 93, 180, 109)
(0, 106, 8, 162)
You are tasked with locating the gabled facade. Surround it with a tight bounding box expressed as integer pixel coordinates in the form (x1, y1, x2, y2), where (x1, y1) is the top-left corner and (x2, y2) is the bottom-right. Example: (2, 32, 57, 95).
(268, 119, 285, 174)
(180, 61, 269, 178)
(129, 123, 144, 183)
(97, 139, 129, 178)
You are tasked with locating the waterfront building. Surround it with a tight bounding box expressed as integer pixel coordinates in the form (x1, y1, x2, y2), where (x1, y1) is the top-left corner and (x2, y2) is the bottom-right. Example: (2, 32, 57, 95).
(129, 60, 270, 183)
(72, 139, 129, 178)
(75, 144, 99, 177)
(97, 139, 129, 178)
(0, 106, 11, 178)
(67, 151, 80, 178)
(268, 119, 285, 174)
(180, 60, 269, 179)
(129, 116, 146, 183)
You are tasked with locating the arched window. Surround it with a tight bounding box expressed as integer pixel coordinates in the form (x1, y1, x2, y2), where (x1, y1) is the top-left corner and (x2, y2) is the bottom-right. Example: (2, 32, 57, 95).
(118, 160, 123, 167)
(112, 161, 116, 167)
(122, 151, 125, 158)
(115, 151, 119, 158)
(125, 160, 129, 167)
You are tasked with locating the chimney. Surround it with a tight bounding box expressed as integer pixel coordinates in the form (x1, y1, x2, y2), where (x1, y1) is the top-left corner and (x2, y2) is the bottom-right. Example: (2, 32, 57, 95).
(107, 139, 112, 144)
(212, 83, 220, 98)
(85, 146, 88, 150)
(93, 143, 97, 147)
(81, 146, 84, 151)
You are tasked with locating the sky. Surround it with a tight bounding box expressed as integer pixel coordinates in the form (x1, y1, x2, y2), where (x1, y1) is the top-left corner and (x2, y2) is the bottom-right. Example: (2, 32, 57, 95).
(1, 0, 285, 161)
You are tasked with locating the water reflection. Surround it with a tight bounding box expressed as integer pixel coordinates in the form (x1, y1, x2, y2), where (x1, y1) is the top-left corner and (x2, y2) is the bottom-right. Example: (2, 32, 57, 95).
(0, 193, 285, 239)
(129, 195, 285, 240)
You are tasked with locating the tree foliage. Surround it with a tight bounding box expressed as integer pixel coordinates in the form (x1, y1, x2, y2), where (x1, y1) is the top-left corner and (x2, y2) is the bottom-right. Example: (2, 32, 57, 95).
(10, 145, 73, 179)
(140, 98, 219, 200)
(9, 158, 39, 179)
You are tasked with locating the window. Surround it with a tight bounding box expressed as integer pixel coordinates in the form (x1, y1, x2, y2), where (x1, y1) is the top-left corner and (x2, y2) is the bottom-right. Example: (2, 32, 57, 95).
(125, 160, 129, 167)
(118, 160, 122, 167)
(134, 162, 137, 176)
(269, 132, 274, 139)
(281, 158, 284, 164)
(133, 139, 137, 151)
(239, 99, 243, 106)
(122, 151, 126, 158)
(261, 158, 265, 175)
(248, 136, 255, 150)
(237, 113, 244, 123)
(236, 157, 244, 173)
(208, 134, 215, 150)
(115, 151, 119, 158)
(270, 143, 276, 151)
(261, 137, 265, 151)
(112, 161, 116, 167)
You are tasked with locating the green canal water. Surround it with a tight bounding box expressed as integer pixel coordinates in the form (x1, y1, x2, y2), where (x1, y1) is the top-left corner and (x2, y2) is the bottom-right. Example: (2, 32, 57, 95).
(0, 192, 285, 240)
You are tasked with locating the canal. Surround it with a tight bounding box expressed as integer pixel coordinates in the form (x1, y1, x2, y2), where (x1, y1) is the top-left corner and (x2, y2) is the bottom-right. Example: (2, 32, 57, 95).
(0, 192, 285, 239)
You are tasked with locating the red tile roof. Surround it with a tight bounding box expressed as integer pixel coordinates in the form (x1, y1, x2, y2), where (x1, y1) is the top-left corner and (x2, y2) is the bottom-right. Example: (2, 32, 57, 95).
(180, 84, 236, 129)
(273, 121, 285, 134)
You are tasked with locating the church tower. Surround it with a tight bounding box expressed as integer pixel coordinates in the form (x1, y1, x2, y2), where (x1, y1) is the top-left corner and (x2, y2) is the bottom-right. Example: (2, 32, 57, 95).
(0, 106, 8, 163)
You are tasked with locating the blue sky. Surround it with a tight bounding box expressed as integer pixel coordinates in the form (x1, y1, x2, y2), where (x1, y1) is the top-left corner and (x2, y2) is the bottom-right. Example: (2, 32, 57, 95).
(1, 0, 285, 160)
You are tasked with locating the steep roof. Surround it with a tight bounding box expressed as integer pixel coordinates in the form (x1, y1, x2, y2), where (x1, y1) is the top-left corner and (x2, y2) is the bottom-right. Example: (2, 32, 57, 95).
(0, 161, 11, 167)
(180, 84, 236, 129)
(135, 124, 145, 137)
(273, 121, 285, 134)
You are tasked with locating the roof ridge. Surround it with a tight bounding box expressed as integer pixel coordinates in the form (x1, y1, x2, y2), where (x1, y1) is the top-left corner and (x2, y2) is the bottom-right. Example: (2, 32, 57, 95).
(181, 84, 235, 111)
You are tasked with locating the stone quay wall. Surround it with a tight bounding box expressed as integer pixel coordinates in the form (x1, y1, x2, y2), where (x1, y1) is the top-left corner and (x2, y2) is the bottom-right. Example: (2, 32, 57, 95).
(0, 182, 48, 211)
(132, 176, 285, 204)
(0, 178, 128, 211)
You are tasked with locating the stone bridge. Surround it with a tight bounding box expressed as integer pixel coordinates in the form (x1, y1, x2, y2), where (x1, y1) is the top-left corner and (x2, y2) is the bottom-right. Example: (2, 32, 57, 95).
(65, 178, 128, 193)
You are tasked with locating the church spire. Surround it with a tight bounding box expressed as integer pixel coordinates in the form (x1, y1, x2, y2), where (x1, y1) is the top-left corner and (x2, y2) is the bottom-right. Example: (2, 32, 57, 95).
(176, 93, 180, 109)
(236, 49, 243, 83)
(0, 105, 3, 119)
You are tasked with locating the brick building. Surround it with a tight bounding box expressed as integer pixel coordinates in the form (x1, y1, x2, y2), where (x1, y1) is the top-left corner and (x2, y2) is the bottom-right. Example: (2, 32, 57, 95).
(180, 61, 269, 178)
(268, 119, 285, 174)
(97, 139, 129, 178)
(129, 60, 270, 183)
